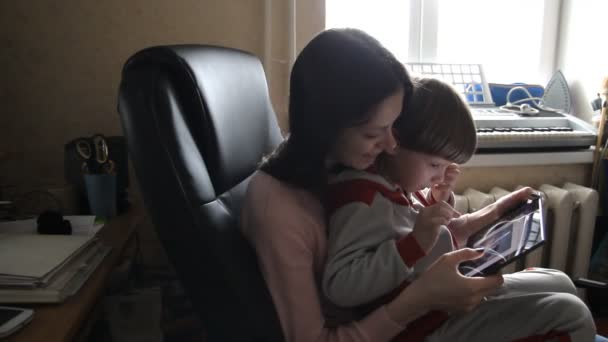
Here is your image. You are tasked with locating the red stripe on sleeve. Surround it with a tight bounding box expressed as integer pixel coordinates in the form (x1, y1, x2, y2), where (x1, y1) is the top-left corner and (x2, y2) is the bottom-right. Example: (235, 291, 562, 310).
(392, 310, 449, 342)
(395, 233, 426, 267)
(326, 179, 410, 215)
(428, 190, 438, 205)
(414, 190, 432, 206)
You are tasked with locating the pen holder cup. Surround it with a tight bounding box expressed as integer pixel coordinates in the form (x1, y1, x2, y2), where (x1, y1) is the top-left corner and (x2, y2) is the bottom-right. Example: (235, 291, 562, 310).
(84, 173, 117, 220)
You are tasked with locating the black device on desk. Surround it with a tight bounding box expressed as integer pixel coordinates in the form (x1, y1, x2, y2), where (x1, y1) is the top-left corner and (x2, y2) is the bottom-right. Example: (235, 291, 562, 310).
(459, 193, 546, 277)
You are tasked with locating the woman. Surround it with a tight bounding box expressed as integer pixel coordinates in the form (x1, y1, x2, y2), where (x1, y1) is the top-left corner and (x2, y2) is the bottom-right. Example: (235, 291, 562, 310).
(241, 28, 595, 341)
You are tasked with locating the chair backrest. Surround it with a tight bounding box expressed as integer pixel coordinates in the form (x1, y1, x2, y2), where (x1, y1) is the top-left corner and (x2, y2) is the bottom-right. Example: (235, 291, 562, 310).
(117, 45, 285, 341)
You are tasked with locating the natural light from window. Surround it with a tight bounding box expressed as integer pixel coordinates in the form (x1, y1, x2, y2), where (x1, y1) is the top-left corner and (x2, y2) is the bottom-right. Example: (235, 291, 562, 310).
(436, 0, 545, 83)
(326, 0, 549, 84)
(325, 0, 410, 62)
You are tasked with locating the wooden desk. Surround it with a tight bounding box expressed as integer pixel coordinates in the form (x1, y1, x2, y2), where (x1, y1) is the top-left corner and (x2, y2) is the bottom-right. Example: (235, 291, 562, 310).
(5, 209, 141, 342)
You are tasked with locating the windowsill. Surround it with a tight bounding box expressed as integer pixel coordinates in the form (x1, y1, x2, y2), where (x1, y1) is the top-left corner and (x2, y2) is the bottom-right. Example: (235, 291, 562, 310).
(464, 149, 595, 168)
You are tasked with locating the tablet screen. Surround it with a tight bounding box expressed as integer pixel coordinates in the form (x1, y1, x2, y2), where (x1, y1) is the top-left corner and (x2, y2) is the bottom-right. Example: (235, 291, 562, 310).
(458, 194, 545, 277)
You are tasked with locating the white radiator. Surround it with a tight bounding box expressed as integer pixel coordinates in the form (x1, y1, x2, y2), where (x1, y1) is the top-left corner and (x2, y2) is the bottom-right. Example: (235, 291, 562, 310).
(455, 183, 599, 280)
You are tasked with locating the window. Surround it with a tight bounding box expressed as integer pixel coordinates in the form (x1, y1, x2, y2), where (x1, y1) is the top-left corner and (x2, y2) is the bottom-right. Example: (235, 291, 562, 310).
(326, 0, 559, 84)
(325, 0, 411, 61)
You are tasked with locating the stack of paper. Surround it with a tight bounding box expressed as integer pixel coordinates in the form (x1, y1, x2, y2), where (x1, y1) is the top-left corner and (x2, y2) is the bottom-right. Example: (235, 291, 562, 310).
(0, 228, 111, 303)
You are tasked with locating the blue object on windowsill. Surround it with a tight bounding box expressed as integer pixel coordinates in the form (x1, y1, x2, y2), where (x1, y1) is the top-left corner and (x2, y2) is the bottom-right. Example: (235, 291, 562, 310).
(489, 83, 544, 106)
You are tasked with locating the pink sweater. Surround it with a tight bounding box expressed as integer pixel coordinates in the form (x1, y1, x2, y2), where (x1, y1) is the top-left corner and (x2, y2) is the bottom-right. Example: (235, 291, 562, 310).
(241, 171, 404, 342)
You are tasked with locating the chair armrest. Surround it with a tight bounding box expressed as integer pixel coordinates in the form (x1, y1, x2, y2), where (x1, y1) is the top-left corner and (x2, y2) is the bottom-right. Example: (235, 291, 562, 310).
(573, 277, 608, 289)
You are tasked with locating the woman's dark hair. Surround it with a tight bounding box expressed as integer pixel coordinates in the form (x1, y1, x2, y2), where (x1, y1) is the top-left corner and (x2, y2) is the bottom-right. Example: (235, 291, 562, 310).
(393, 77, 477, 164)
(259, 28, 412, 193)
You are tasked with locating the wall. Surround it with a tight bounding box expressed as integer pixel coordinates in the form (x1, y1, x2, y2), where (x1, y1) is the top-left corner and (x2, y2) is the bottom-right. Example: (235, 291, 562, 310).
(0, 1, 266, 192)
(556, 0, 608, 123)
(264, 0, 324, 130)
(0, 0, 329, 189)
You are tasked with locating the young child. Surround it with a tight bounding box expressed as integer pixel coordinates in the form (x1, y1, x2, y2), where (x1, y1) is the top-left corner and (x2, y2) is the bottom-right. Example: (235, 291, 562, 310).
(322, 77, 476, 339)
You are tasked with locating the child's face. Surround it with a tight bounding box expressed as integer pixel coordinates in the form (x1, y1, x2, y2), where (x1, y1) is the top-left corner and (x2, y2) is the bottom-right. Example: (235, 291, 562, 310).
(385, 148, 452, 193)
(328, 88, 403, 170)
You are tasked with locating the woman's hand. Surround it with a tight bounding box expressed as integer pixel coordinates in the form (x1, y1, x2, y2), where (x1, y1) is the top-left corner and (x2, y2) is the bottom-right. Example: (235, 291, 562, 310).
(411, 249, 504, 312)
(386, 249, 504, 325)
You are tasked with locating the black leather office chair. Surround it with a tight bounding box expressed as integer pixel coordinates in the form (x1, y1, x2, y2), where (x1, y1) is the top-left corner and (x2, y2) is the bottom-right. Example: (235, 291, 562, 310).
(117, 45, 285, 341)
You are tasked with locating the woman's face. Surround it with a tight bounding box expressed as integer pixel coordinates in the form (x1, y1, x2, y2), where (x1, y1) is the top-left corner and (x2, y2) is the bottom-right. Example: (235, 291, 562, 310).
(328, 88, 404, 170)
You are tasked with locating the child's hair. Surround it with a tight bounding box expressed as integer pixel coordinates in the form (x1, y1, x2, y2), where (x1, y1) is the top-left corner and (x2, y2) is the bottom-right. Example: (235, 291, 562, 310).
(393, 77, 477, 164)
(260, 28, 412, 192)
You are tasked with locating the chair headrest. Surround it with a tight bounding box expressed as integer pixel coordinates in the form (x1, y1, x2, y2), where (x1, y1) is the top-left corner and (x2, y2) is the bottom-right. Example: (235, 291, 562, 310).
(121, 45, 282, 197)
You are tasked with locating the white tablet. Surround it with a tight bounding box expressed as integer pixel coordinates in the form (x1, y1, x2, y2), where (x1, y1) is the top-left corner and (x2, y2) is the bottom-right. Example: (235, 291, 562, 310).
(458, 193, 546, 277)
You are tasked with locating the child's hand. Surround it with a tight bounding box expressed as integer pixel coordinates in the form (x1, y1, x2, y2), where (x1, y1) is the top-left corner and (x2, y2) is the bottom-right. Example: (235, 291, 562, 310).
(447, 215, 470, 248)
(431, 163, 461, 203)
(412, 201, 460, 252)
(448, 187, 535, 247)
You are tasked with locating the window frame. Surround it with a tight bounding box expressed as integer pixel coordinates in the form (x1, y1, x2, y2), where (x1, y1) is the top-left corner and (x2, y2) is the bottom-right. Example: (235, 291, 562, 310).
(404, 0, 561, 83)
